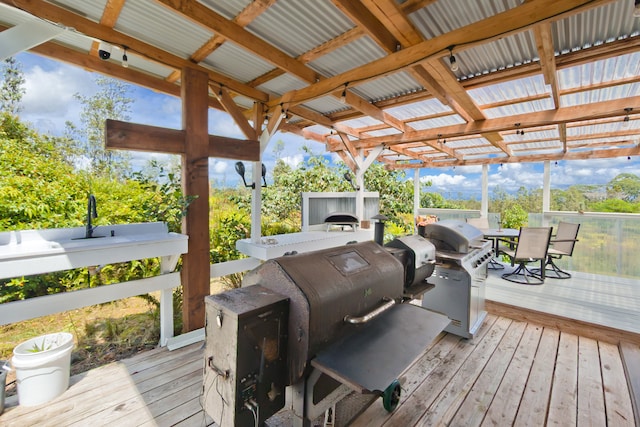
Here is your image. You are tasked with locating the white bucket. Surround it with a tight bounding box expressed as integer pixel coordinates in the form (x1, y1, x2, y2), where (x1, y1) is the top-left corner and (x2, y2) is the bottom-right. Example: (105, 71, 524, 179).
(12, 332, 74, 406)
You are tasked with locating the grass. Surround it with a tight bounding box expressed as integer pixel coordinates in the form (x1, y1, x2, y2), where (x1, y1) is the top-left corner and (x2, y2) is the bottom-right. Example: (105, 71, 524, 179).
(1, 279, 233, 399)
(0, 296, 159, 397)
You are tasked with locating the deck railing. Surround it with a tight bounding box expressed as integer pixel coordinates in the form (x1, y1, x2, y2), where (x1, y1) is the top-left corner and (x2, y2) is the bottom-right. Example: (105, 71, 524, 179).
(418, 208, 640, 279)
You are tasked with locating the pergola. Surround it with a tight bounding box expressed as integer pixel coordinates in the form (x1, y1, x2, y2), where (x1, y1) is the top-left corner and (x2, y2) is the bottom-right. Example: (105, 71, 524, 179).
(1, 0, 639, 332)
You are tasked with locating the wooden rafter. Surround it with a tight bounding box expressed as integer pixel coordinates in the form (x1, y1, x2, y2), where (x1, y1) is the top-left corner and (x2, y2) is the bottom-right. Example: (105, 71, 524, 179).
(3, 0, 636, 171)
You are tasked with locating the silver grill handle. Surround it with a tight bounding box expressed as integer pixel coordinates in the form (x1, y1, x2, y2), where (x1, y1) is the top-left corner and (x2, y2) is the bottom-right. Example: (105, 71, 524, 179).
(344, 297, 396, 324)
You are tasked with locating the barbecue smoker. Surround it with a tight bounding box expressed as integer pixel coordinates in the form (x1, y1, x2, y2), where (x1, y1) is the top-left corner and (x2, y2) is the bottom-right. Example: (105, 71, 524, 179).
(419, 220, 494, 338)
(203, 236, 451, 427)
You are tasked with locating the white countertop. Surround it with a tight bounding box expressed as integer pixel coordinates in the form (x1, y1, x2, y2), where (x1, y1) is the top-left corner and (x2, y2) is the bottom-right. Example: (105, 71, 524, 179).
(0, 222, 188, 279)
(236, 229, 375, 260)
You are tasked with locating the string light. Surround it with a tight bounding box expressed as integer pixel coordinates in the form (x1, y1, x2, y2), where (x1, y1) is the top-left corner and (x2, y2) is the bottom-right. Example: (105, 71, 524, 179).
(121, 48, 128, 68)
(339, 83, 348, 104)
(448, 46, 459, 72)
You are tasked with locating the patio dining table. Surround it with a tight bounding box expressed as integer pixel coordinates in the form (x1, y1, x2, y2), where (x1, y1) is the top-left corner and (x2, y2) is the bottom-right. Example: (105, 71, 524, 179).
(480, 228, 519, 270)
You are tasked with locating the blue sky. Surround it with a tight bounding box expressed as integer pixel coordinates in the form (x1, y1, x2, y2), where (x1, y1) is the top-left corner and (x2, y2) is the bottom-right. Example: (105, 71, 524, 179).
(13, 52, 640, 198)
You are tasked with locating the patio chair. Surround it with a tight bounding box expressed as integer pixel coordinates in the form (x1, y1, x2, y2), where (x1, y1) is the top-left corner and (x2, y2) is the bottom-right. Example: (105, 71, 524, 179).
(532, 221, 580, 279)
(498, 226, 553, 285)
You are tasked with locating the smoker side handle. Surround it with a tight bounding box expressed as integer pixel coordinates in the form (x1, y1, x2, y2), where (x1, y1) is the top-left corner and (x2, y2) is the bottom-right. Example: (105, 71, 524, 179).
(344, 297, 396, 324)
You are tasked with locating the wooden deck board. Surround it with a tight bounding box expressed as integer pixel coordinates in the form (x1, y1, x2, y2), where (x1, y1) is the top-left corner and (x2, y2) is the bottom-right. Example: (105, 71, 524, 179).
(578, 337, 606, 426)
(514, 328, 559, 426)
(450, 320, 527, 427)
(1, 316, 635, 427)
(620, 341, 640, 426)
(486, 270, 640, 335)
(1, 271, 638, 427)
(600, 342, 635, 426)
(481, 323, 543, 426)
(547, 332, 578, 425)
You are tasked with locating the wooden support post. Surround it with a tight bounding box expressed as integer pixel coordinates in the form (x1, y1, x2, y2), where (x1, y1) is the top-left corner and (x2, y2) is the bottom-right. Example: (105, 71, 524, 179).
(181, 67, 210, 331)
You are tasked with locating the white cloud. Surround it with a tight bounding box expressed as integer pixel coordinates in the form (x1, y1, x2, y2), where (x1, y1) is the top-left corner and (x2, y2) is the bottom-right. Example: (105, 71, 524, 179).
(282, 154, 304, 168)
(422, 173, 467, 187)
(212, 160, 228, 174)
(20, 62, 96, 134)
(209, 110, 244, 138)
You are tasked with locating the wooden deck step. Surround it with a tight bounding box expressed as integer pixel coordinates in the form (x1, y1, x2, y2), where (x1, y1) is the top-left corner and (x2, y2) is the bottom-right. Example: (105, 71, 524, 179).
(620, 341, 640, 426)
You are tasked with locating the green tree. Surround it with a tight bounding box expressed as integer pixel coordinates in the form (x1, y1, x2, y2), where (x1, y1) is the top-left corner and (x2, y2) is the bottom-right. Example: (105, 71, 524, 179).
(0, 113, 84, 229)
(606, 173, 640, 202)
(551, 187, 588, 211)
(65, 76, 133, 178)
(0, 57, 25, 116)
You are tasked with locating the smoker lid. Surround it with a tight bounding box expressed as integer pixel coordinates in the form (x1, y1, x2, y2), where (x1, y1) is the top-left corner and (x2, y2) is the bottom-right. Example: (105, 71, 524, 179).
(422, 219, 485, 253)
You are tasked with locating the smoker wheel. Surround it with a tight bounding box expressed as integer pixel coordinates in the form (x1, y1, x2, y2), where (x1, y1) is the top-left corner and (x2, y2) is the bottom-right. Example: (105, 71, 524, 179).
(382, 379, 401, 412)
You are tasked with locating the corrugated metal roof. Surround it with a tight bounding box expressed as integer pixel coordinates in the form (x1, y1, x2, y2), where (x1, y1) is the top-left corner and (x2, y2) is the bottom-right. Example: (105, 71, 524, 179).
(247, 0, 354, 57)
(3, 0, 639, 170)
(468, 75, 548, 105)
(553, 1, 640, 53)
(409, 0, 523, 39)
(198, 0, 252, 21)
(339, 116, 384, 128)
(303, 96, 351, 115)
(385, 98, 453, 120)
(117, 0, 212, 59)
(409, 115, 467, 130)
(454, 31, 538, 80)
(203, 41, 275, 83)
(562, 82, 640, 106)
(366, 128, 403, 137)
(351, 71, 423, 103)
(308, 36, 386, 78)
(48, 0, 108, 23)
(256, 73, 307, 96)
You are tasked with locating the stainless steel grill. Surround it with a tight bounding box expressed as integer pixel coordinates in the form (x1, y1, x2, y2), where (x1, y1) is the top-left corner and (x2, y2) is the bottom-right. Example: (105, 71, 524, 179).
(420, 219, 493, 338)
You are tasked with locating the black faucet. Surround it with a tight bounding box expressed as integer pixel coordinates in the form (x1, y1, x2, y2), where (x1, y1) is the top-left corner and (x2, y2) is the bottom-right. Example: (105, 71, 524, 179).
(86, 194, 98, 238)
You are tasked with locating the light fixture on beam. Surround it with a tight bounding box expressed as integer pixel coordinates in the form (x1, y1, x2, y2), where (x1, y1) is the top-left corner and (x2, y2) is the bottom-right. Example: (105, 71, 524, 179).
(623, 107, 633, 128)
(339, 83, 348, 104)
(448, 46, 459, 72)
(515, 122, 524, 136)
(121, 47, 129, 68)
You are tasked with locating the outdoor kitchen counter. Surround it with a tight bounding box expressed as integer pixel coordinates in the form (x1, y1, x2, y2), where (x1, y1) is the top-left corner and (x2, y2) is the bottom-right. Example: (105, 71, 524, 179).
(236, 229, 375, 260)
(0, 222, 188, 280)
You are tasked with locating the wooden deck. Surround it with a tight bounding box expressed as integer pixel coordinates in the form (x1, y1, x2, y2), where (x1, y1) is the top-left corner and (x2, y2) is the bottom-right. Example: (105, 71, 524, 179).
(2, 270, 639, 426)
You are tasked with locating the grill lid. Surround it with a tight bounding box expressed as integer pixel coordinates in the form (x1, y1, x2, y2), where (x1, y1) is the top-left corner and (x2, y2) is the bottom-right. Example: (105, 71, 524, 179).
(422, 219, 485, 253)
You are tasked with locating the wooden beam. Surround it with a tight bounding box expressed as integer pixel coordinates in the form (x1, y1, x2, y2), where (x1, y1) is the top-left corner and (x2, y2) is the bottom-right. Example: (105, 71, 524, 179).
(213, 85, 257, 140)
(351, 95, 640, 148)
(207, 135, 259, 161)
(105, 119, 185, 154)
(180, 67, 210, 332)
(533, 22, 560, 109)
(362, 0, 423, 47)
(389, 145, 640, 169)
(0, 0, 269, 102)
(105, 119, 259, 161)
(332, 0, 398, 53)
